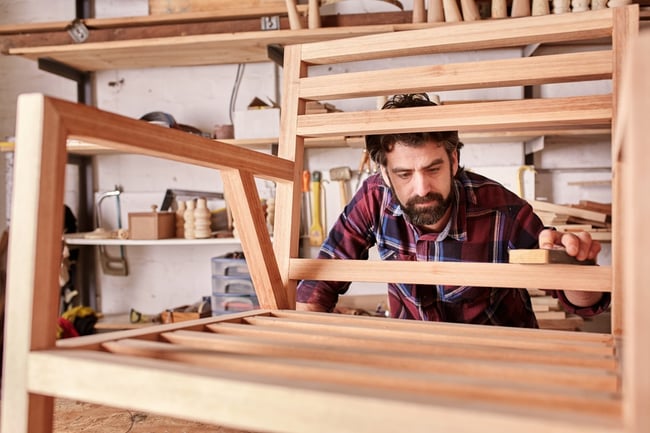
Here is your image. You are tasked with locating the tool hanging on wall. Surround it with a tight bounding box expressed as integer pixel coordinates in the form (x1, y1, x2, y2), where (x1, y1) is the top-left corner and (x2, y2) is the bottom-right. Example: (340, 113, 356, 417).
(96, 186, 128, 276)
(309, 171, 324, 246)
(301, 170, 312, 237)
(354, 149, 374, 191)
(329, 166, 352, 211)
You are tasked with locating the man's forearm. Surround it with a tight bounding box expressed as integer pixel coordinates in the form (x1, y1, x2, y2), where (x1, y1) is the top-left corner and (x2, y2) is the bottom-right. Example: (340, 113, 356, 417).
(563, 290, 604, 307)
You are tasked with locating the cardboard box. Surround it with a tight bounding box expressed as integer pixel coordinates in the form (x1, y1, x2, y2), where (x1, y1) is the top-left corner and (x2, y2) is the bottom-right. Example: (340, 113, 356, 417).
(128, 210, 175, 240)
(233, 97, 280, 139)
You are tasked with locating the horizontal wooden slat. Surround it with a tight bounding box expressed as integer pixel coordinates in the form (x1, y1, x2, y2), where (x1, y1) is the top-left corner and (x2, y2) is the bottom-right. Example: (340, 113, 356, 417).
(289, 259, 612, 292)
(164, 329, 618, 393)
(299, 51, 613, 100)
(299, 8, 614, 64)
(271, 310, 614, 344)
(241, 315, 613, 356)
(206, 321, 616, 370)
(102, 338, 621, 417)
(27, 350, 624, 433)
(295, 95, 612, 137)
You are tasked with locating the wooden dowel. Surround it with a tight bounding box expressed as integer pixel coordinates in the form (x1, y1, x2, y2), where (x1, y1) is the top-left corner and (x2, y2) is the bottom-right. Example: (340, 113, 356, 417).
(308, 0, 321, 29)
(511, 0, 531, 16)
(460, 0, 481, 20)
(492, 0, 508, 17)
(428, 0, 445, 21)
(285, 0, 302, 29)
(442, 0, 463, 21)
(413, 0, 426, 22)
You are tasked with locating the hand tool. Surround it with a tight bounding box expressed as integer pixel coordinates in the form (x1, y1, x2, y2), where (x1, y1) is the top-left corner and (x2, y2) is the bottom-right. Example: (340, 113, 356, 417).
(301, 170, 311, 237)
(309, 171, 324, 246)
(329, 166, 352, 210)
(96, 186, 128, 276)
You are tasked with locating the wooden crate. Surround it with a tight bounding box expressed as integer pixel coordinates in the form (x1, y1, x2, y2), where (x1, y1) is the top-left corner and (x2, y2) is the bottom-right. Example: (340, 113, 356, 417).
(128, 210, 175, 240)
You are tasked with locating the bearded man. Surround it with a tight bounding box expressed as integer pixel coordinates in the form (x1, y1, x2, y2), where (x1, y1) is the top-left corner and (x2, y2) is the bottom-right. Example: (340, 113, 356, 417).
(296, 93, 609, 327)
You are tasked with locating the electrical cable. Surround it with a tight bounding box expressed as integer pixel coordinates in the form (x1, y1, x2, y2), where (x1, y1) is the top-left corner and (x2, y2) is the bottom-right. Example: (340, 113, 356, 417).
(229, 63, 246, 125)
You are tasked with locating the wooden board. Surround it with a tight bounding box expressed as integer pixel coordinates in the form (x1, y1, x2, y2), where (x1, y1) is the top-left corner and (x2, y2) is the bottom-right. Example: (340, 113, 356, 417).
(508, 248, 597, 265)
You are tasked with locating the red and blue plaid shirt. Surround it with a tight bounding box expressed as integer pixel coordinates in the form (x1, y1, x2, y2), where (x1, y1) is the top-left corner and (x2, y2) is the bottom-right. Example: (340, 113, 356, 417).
(296, 171, 610, 327)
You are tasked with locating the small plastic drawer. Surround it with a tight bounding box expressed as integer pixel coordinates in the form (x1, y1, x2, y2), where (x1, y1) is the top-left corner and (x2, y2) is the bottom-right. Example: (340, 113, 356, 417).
(211, 257, 250, 278)
(212, 275, 255, 295)
(211, 293, 259, 315)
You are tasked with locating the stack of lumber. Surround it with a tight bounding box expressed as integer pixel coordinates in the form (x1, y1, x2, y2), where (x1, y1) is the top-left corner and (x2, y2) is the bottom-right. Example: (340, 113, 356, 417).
(528, 288, 584, 331)
(305, 101, 342, 114)
(531, 200, 611, 241)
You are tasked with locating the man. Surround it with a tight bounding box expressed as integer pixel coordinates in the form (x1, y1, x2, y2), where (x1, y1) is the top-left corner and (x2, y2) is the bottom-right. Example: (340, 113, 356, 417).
(296, 93, 609, 327)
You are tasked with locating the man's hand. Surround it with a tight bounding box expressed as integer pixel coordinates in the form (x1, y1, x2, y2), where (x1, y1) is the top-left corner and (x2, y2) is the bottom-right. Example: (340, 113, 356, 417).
(538, 229, 603, 307)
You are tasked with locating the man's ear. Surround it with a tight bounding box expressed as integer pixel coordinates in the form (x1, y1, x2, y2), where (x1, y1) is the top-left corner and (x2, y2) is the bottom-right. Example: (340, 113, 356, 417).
(450, 150, 459, 176)
(379, 165, 391, 187)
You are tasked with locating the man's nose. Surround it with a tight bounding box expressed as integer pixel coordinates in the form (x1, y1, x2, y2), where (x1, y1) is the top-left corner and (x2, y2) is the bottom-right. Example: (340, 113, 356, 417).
(412, 172, 430, 196)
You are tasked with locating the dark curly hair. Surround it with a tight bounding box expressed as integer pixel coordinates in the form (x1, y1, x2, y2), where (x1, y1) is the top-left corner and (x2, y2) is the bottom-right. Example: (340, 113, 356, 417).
(365, 93, 464, 167)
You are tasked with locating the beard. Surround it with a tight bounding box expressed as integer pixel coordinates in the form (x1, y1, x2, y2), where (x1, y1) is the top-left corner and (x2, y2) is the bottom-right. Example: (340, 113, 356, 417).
(401, 190, 453, 226)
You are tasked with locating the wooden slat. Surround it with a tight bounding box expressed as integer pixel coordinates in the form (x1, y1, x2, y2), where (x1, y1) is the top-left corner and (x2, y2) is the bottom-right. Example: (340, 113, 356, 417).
(103, 338, 621, 417)
(221, 169, 289, 309)
(295, 95, 612, 137)
(26, 350, 624, 433)
(299, 8, 615, 64)
(299, 51, 613, 100)
(271, 309, 614, 343)
(619, 30, 650, 433)
(241, 315, 613, 356)
(38, 96, 294, 183)
(164, 329, 618, 393)
(289, 259, 612, 292)
(206, 321, 617, 370)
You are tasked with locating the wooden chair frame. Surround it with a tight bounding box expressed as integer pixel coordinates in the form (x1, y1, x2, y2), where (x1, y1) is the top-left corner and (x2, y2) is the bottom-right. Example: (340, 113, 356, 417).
(2, 6, 647, 433)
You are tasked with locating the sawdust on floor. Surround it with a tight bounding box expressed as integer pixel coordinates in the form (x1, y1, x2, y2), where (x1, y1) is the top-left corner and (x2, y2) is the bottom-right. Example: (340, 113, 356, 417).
(54, 398, 253, 433)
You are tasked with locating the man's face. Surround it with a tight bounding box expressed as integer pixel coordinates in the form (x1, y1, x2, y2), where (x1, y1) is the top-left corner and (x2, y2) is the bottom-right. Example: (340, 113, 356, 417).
(381, 141, 458, 231)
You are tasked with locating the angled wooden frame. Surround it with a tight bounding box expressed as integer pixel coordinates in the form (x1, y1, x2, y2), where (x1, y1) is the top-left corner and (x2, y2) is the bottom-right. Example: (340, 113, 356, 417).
(2, 7, 646, 433)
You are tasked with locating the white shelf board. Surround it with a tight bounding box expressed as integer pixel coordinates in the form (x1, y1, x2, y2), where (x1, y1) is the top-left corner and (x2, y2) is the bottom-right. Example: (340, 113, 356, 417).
(64, 234, 241, 246)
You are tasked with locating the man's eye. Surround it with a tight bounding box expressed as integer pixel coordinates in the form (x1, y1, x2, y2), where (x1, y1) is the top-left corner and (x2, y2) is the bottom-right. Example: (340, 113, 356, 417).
(396, 173, 411, 180)
(427, 167, 441, 174)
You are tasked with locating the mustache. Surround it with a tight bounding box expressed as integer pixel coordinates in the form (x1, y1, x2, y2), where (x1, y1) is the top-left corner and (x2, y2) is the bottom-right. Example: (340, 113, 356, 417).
(406, 192, 444, 206)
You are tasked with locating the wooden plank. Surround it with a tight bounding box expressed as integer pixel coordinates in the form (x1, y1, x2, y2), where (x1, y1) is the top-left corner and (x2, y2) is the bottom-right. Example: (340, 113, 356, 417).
(299, 51, 613, 100)
(25, 350, 624, 433)
(6, 24, 412, 70)
(299, 8, 615, 64)
(295, 95, 612, 137)
(273, 44, 307, 307)
(38, 96, 295, 183)
(240, 315, 613, 356)
(532, 200, 609, 223)
(102, 338, 622, 417)
(289, 259, 612, 292)
(206, 322, 617, 370)
(0, 94, 65, 433)
(619, 30, 650, 433)
(164, 330, 619, 393)
(508, 248, 597, 265)
(271, 309, 613, 343)
(220, 169, 289, 309)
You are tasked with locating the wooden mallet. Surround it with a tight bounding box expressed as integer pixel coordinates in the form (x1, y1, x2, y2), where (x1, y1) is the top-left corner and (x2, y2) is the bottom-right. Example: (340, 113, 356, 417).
(330, 166, 352, 210)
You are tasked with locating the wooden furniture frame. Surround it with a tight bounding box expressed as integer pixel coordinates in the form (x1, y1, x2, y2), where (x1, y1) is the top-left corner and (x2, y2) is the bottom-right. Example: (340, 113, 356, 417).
(2, 7, 646, 433)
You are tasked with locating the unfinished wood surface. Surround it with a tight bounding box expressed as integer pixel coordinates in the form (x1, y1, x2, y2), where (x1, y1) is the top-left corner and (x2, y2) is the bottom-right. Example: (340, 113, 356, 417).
(508, 248, 597, 265)
(287, 259, 611, 292)
(619, 30, 650, 433)
(298, 51, 613, 100)
(299, 7, 616, 64)
(2, 7, 642, 433)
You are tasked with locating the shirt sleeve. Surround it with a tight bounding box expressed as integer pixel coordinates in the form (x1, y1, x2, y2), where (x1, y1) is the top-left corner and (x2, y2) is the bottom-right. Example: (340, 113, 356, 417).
(296, 176, 381, 311)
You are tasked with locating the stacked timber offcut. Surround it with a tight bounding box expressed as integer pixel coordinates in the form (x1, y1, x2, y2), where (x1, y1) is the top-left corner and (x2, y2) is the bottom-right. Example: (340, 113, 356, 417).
(531, 200, 612, 242)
